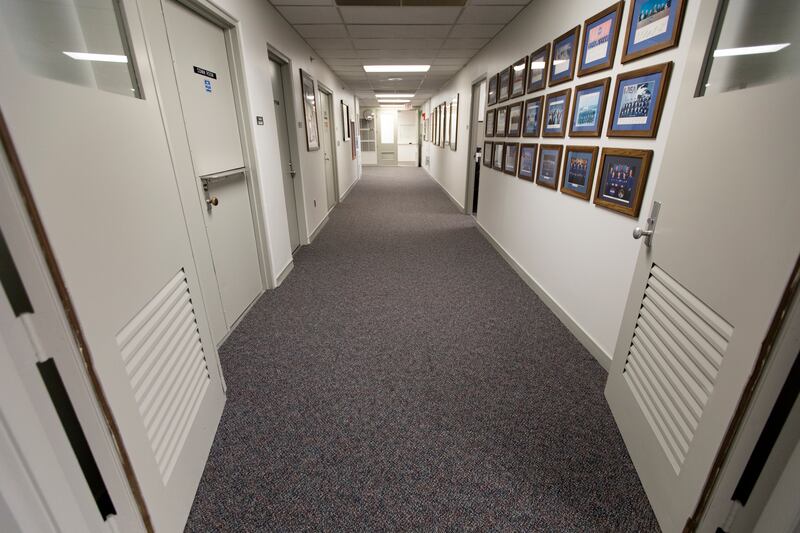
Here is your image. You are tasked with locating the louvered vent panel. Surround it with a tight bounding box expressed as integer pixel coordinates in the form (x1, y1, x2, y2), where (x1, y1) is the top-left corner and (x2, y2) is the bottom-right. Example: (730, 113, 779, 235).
(116, 269, 210, 484)
(623, 265, 733, 474)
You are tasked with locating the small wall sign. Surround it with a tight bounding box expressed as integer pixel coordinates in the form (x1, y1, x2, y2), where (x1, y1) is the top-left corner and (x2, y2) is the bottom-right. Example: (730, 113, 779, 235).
(193, 66, 217, 79)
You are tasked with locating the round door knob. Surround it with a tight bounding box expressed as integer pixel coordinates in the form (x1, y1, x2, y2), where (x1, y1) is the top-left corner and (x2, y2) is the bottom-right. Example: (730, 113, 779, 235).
(206, 196, 219, 206)
(632, 227, 653, 239)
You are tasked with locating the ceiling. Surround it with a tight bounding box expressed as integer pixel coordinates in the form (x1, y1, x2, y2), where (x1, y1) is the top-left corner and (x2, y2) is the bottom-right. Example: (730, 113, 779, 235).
(269, 0, 533, 108)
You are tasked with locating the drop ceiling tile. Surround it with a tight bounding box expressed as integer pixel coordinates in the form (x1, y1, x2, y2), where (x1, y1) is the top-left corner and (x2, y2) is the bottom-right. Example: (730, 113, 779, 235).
(441, 37, 489, 49)
(436, 48, 478, 58)
(317, 49, 360, 58)
(356, 50, 435, 59)
(429, 65, 460, 72)
(275, 6, 342, 23)
(449, 23, 503, 38)
(306, 38, 354, 49)
(352, 38, 443, 50)
(346, 24, 451, 39)
(339, 6, 461, 24)
(271, 0, 334, 4)
(432, 57, 468, 66)
(456, 5, 522, 24)
(294, 24, 349, 38)
(468, 0, 529, 4)
(324, 58, 366, 66)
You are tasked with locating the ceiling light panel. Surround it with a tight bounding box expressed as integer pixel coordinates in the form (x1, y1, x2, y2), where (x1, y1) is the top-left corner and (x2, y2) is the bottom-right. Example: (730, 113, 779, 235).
(364, 65, 430, 72)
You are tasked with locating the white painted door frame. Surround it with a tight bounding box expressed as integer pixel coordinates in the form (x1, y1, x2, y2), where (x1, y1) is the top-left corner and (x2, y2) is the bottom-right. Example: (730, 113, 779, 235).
(317, 82, 340, 210)
(464, 75, 486, 215)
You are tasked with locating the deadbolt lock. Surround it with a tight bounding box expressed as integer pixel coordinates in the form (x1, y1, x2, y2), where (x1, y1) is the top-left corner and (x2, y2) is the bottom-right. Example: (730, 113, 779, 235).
(206, 196, 219, 207)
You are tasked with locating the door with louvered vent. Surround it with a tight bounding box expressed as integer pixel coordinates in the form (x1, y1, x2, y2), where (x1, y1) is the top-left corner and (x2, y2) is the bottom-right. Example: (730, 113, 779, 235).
(604, 1, 800, 532)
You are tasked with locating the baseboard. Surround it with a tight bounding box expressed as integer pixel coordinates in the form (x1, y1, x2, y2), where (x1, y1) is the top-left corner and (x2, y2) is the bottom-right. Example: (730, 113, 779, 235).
(474, 220, 612, 372)
(275, 260, 293, 287)
(339, 174, 360, 202)
(422, 168, 465, 213)
(307, 214, 329, 243)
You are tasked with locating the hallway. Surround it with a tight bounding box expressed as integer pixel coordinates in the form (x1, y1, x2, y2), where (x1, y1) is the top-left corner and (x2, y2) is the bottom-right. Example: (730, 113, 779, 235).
(185, 167, 657, 531)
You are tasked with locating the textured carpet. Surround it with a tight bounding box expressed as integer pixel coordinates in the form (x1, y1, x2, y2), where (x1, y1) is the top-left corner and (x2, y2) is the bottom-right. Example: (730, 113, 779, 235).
(185, 166, 659, 532)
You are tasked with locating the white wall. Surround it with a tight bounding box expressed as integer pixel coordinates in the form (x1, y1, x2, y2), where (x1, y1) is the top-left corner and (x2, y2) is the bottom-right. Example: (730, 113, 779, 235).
(423, 0, 701, 366)
(213, 0, 359, 282)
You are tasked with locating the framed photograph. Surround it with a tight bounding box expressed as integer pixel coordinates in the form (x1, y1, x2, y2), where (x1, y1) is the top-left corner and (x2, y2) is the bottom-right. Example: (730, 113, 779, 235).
(498, 67, 511, 102)
(518, 143, 538, 181)
(522, 96, 543, 137)
(560, 146, 599, 200)
(351, 120, 356, 160)
(493, 142, 504, 171)
(300, 69, 320, 151)
(594, 148, 653, 216)
(569, 77, 611, 137)
(510, 56, 528, 99)
(503, 143, 519, 176)
(485, 108, 496, 137)
(487, 74, 498, 106)
(527, 44, 550, 94)
(450, 94, 459, 151)
(440, 103, 447, 146)
(579, 2, 624, 76)
(608, 62, 672, 138)
(507, 102, 523, 137)
(341, 101, 351, 141)
(622, 0, 687, 63)
(549, 26, 580, 86)
(483, 141, 494, 168)
(495, 105, 508, 137)
(543, 89, 571, 138)
(536, 144, 563, 189)
(432, 107, 438, 145)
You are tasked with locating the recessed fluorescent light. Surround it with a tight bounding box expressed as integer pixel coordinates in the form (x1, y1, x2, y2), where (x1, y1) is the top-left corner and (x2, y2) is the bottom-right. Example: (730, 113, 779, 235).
(713, 43, 790, 57)
(387, 77, 403, 81)
(378, 99, 410, 103)
(364, 65, 430, 73)
(63, 51, 128, 63)
(374, 93, 415, 98)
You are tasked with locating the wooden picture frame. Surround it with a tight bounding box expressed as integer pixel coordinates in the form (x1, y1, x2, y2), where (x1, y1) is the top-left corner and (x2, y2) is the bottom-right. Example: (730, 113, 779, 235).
(510, 56, 528, 99)
(498, 67, 511, 102)
(542, 88, 571, 138)
(506, 102, 523, 137)
(569, 77, 611, 137)
(578, 2, 624, 77)
(440, 103, 447, 146)
(487, 73, 498, 106)
(495, 105, 508, 137)
(300, 69, 320, 151)
(445, 101, 451, 146)
(536, 144, 563, 189)
(549, 26, 581, 87)
(608, 62, 672, 138)
(560, 145, 599, 200)
(622, 0, 688, 64)
(450, 94, 459, 151)
(522, 96, 544, 138)
(493, 142, 504, 171)
(503, 142, 519, 176)
(483, 141, 494, 168)
(485, 108, 496, 137)
(518, 143, 538, 181)
(350, 120, 356, 160)
(341, 100, 351, 141)
(527, 44, 550, 94)
(593, 147, 653, 216)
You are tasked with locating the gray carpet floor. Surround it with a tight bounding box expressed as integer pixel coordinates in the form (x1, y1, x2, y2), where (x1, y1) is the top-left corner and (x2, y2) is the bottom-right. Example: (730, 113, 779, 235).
(185, 166, 659, 532)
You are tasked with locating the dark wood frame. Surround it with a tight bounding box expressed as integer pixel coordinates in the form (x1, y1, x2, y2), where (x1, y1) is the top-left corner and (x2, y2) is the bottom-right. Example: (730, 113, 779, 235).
(578, 1, 624, 77)
(527, 43, 550, 94)
(549, 26, 581, 87)
(503, 142, 520, 176)
(494, 105, 509, 137)
(440, 103, 447, 146)
(487, 74, 498, 106)
(498, 67, 511, 102)
(569, 77, 611, 137)
(449, 94, 459, 151)
(300, 69, 320, 151)
(560, 145, 599, 200)
(485, 108, 496, 137)
(492, 142, 504, 171)
(432, 107, 438, 146)
(622, 0, 687, 64)
(510, 56, 528, 99)
(536, 144, 563, 189)
(341, 100, 351, 141)
(506, 102, 523, 137)
(542, 88, 571, 138)
(517, 143, 538, 182)
(607, 62, 672, 138)
(483, 141, 494, 168)
(522, 96, 544, 138)
(593, 147, 653, 216)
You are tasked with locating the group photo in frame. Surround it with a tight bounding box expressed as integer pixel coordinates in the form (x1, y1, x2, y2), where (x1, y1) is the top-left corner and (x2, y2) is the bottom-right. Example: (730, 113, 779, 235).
(487, 74, 498, 106)
(300, 69, 320, 151)
(483, 141, 494, 168)
(498, 67, 511, 102)
(493, 142, 504, 171)
(507, 102, 523, 137)
(536, 144, 563, 189)
(522, 96, 543, 137)
(503, 143, 520, 176)
(543, 89, 571, 138)
(570, 77, 611, 137)
(511, 56, 528, 99)
(560, 146, 599, 201)
(608, 62, 672, 138)
(495, 105, 508, 137)
(341, 100, 351, 141)
(485, 108, 496, 137)
(549, 26, 580, 86)
(518, 143, 538, 182)
(578, 1, 624, 76)
(622, 0, 687, 63)
(527, 43, 550, 94)
(593, 147, 653, 216)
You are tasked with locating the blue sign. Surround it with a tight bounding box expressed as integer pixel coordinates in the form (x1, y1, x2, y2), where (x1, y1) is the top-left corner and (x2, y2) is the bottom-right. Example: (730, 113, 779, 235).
(204, 79, 212, 93)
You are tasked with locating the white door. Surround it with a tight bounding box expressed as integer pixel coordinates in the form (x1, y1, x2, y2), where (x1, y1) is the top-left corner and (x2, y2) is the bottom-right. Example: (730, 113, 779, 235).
(0, 0, 225, 531)
(319, 91, 337, 210)
(605, 1, 800, 531)
(164, 0, 262, 327)
(397, 110, 418, 167)
(269, 58, 301, 252)
(378, 110, 398, 166)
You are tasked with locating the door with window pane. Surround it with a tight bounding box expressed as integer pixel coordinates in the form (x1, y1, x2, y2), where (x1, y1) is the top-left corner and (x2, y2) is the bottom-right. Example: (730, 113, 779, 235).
(378, 110, 397, 166)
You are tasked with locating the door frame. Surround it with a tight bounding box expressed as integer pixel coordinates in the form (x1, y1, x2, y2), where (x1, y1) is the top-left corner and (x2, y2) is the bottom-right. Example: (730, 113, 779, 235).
(464, 75, 486, 215)
(317, 82, 340, 207)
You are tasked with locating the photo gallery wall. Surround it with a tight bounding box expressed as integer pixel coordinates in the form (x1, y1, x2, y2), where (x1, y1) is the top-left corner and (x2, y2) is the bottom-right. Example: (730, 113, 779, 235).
(482, 0, 686, 217)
